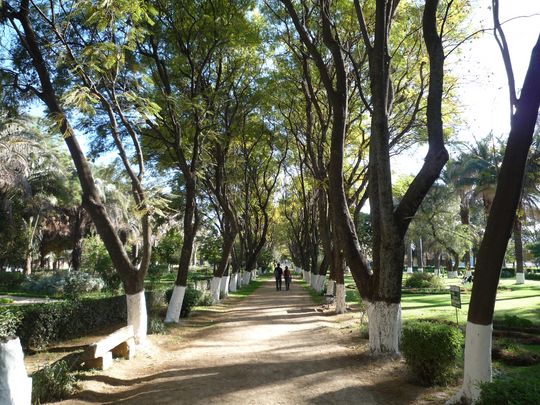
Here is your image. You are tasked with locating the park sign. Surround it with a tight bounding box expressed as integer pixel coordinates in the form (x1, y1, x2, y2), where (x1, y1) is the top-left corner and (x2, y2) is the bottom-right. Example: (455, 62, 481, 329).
(450, 285, 461, 309)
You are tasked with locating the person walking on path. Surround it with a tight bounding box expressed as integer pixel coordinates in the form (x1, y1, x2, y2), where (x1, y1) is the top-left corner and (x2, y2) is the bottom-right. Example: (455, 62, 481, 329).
(274, 263, 283, 291)
(284, 265, 292, 290)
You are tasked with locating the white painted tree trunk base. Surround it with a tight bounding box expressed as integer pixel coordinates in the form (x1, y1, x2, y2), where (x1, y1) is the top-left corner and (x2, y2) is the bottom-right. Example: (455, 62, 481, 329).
(406, 267, 413, 274)
(448, 322, 492, 405)
(417, 267, 424, 273)
(243, 271, 251, 285)
(238, 273, 243, 288)
(317, 276, 326, 292)
(220, 276, 230, 297)
(305, 271, 311, 284)
(516, 272, 525, 284)
(335, 283, 346, 314)
(448, 271, 458, 279)
(210, 277, 221, 303)
(127, 291, 147, 344)
(326, 280, 335, 296)
(229, 274, 238, 292)
(165, 285, 186, 324)
(0, 337, 32, 405)
(302, 270, 306, 280)
(366, 301, 401, 354)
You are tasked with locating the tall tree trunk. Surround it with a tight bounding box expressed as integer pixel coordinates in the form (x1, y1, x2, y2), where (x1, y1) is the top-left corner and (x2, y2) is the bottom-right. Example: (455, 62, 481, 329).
(513, 213, 525, 284)
(166, 179, 198, 322)
(454, 34, 540, 404)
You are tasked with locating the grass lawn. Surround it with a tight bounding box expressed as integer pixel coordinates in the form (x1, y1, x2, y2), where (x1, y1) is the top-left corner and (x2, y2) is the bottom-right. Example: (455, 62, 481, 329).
(341, 275, 540, 327)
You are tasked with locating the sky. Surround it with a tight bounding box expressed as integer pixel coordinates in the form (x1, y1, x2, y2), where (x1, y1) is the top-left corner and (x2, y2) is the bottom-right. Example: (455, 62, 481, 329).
(392, 1, 540, 176)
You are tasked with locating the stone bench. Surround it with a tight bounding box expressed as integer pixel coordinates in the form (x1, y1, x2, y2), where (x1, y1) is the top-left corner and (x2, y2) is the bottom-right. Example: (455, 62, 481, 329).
(82, 325, 136, 370)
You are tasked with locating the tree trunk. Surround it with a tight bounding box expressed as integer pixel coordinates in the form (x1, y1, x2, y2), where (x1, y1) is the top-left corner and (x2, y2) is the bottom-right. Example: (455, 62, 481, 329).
(166, 179, 198, 322)
(454, 34, 540, 404)
(513, 215, 525, 284)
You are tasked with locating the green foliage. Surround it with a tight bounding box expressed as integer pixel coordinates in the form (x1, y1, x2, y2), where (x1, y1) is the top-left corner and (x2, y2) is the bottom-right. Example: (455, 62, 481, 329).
(198, 230, 222, 269)
(403, 272, 445, 290)
(31, 361, 76, 404)
(496, 314, 534, 329)
(147, 317, 166, 334)
(401, 321, 464, 386)
(21, 271, 104, 296)
(14, 296, 127, 349)
(500, 268, 515, 278)
(0, 308, 22, 340)
(80, 236, 121, 291)
(153, 228, 182, 266)
(165, 287, 203, 318)
(477, 375, 540, 405)
(0, 271, 28, 291)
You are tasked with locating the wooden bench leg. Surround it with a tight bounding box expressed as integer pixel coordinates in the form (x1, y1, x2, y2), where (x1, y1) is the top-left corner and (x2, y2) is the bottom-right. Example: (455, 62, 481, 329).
(111, 338, 136, 360)
(84, 351, 113, 370)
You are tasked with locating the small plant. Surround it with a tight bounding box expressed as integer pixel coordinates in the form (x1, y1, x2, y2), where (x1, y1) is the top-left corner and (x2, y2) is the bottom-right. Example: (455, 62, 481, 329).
(0, 308, 22, 340)
(21, 271, 104, 297)
(0, 271, 27, 290)
(477, 375, 540, 405)
(147, 317, 166, 334)
(31, 361, 77, 404)
(0, 297, 14, 304)
(401, 321, 464, 386)
(197, 293, 214, 306)
(404, 272, 445, 290)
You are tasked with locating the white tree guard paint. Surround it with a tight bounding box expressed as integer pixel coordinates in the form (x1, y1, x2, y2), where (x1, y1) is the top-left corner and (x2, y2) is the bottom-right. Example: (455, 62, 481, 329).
(450, 322, 492, 404)
(220, 276, 230, 297)
(335, 283, 346, 314)
(310, 274, 317, 289)
(302, 270, 306, 280)
(127, 291, 147, 344)
(366, 301, 401, 354)
(317, 275, 326, 292)
(326, 279, 335, 296)
(0, 337, 32, 405)
(229, 274, 238, 292)
(210, 276, 221, 303)
(448, 271, 458, 279)
(417, 267, 424, 273)
(164, 285, 186, 324)
(406, 267, 413, 274)
(516, 272, 525, 284)
(243, 271, 251, 285)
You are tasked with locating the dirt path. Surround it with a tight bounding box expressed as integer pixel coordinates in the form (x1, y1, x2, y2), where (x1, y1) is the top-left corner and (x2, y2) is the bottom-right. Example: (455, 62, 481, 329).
(55, 278, 450, 404)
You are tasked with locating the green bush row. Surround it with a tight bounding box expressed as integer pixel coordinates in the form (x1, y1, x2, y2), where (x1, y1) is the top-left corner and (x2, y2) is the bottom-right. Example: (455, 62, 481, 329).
(1, 289, 198, 350)
(401, 321, 464, 386)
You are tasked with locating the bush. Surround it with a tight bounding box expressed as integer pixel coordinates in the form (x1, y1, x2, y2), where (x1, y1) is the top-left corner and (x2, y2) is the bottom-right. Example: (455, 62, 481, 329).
(21, 271, 104, 297)
(477, 375, 540, 405)
(0, 308, 22, 340)
(501, 268, 515, 278)
(495, 314, 534, 329)
(401, 321, 464, 386)
(165, 287, 203, 317)
(0, 271, 27, 290)
(32, 361, 76, 404)
(14, 296, 127, 349)
(148, 317, 166, 334)
(527, 272, 540, 281)
(404, 273, 445, 290)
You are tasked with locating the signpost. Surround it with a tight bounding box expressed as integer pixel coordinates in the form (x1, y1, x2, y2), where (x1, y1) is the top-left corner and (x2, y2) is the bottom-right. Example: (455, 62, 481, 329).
(450, 285, 461, 326)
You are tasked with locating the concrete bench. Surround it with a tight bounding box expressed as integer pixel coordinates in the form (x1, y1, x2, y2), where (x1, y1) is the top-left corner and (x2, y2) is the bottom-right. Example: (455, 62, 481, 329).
(82, 325, 136, 370)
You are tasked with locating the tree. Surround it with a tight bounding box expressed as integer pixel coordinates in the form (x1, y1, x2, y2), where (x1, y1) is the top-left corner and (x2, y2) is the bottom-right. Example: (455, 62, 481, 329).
(277, 0, 452, 353)
(1, 0, 156, 343)
(452, 8, 540, 400)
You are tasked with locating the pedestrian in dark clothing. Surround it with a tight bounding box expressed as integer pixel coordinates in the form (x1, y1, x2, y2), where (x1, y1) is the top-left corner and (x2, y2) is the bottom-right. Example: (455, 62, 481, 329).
(274, 263, 283, 291)
(284, 266, 291, 290)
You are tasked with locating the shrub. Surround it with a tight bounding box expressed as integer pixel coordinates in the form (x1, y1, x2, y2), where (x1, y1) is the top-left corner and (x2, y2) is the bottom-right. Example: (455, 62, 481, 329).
(31, 361, 76, 404)
(0, 308, 22, 340)
(15, 296, 127, 349)
(527, 272, 540, 281)
(80, 236, 121, 291)
(197, 293, 214, 307)
(0, 271, 27, 290)
(477, 375, 540, 405)
(404, 272, 445, 290)
(21, 271, 104, 297)
(495, 314, 534, 329)
(500, 268, 515, 278)
(0, 297, 14, 304)
(147, 317, 166, 334)
(165, 287, 203, 317)
(401, 321, 464, 386)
